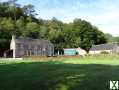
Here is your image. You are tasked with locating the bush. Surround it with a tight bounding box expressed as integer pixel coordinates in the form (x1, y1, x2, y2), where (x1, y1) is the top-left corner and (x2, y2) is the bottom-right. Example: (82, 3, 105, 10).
(100, 51, 109, 54)
(75, 51, 79, 55)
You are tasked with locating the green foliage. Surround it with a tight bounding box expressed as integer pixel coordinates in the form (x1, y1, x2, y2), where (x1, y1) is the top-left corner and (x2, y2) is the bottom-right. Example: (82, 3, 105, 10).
(0, 18, 14, 31)
(116, 37, 119, 43)
(105, 33, 119, 43)
(100, 51, 109, 54)
(75, 51, 79, 55)
(63, 24, 80, 48)
(0, 1, 107, 56)
(0, 29, 11, 56)
(74, 19, 107, 51)
(24, 22, 40, 38)
(23, 4, 36, 17)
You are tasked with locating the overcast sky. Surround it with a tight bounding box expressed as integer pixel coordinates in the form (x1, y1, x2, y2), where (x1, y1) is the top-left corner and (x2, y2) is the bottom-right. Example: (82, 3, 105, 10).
(1, 0, 119, 36)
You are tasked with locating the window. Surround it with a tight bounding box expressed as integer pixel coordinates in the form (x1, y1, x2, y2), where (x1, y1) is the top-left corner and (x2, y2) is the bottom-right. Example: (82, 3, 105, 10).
(38, 45, 41, 50)
(17, 43, 24, 49)
(17, 43, 21, 48)
(24, 45, 28, 49)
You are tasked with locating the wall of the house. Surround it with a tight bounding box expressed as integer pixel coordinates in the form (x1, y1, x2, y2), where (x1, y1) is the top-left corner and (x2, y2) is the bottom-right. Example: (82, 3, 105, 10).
(47, 45, 54, 56)
(15, 43, 54, 57)
(76, 48, 87, 55)
(112, 46, 119, 54)
(89, 50, 112, 54)
(15, 49, 24, 57)
(15, 43, 25, 57)
(116, 47, 119, 53)
(10, 36, 16, 50)
(10, 36, 16, 58)
(64, 49, 77, 55)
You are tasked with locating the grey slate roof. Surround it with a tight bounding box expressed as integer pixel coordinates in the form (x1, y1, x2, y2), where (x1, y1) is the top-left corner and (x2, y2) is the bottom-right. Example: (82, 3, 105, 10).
(15, 38, 53, 46)
(90, 43, 118, 51)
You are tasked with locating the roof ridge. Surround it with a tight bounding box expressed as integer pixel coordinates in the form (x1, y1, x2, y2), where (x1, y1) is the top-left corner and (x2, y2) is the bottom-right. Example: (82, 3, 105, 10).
(94, 43, 115, 46)
(90, 43, 118, 51)
(17, 38, 46, 41)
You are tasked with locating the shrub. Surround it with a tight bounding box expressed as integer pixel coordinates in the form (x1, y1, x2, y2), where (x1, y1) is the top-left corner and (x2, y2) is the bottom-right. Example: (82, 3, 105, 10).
(100, 51, 109, 54)
(75, 51, 79, 55)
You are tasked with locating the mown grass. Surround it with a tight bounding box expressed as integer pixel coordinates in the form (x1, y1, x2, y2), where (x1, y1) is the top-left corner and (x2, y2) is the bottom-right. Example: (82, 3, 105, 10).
(0, 55, 119, 90)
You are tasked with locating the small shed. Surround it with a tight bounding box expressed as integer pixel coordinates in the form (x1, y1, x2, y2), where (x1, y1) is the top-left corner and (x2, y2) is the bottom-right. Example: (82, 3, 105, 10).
(64, 48, 76, 55)
(76, 47, 87, 56)
(64, 47, 87, 56)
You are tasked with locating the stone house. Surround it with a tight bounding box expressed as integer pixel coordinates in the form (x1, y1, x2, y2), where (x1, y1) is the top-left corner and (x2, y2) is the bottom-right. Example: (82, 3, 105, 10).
(9, 35, 54, 58)
(89, 43, 119, 54)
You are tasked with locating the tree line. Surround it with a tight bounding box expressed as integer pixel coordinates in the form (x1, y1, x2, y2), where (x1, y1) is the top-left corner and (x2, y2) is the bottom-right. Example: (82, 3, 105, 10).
(0, 1, 107, 56)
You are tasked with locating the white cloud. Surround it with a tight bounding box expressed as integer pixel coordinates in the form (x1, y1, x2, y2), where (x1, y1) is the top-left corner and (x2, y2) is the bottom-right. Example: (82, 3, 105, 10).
(86, 10, 119, 36)
(0, 0, 9, 2)
(9, 0, 119, 36)
(38, 7, 119, 36)
(99, 25, 119, 36)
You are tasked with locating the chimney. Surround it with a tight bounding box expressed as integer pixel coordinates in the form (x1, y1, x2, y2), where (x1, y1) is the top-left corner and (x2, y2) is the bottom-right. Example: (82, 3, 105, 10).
(12, 35, 15, 41)
(10, 35, 16, 50)
(11, 35, 16, 58)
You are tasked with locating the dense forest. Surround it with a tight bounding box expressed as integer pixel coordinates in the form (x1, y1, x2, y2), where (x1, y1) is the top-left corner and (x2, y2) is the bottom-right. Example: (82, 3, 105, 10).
(1, 0, 117, 56)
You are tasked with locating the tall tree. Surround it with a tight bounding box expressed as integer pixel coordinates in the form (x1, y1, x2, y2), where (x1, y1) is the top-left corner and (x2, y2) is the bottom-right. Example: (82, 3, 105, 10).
(73, 19, 107, 51)
(24, 22, 40, 39)
(23, 4, 36, 17)
(0, 1, 108, 56)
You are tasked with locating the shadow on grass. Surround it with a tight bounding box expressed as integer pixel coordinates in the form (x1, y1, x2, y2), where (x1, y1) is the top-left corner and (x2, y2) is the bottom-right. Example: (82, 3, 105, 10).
(0, 61, 119, 90)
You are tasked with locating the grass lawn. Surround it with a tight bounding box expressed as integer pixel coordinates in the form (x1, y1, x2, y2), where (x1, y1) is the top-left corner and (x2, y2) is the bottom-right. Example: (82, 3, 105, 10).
(0, 55, 119, 90)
